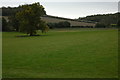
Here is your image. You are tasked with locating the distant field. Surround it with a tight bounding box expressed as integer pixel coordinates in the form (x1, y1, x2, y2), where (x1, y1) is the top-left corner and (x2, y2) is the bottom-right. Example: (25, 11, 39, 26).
(41, 16, 95, 27)
(2, 28, 118, 78)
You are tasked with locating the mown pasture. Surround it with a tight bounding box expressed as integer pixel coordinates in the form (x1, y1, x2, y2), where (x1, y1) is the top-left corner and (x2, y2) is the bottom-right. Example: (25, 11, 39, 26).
(2, 28, 118, 78)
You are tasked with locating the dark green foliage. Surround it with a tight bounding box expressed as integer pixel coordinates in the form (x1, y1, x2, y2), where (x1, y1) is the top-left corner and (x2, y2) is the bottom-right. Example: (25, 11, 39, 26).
(117, 13, 120, 28)
(2, 17, 9, 31)
(39, 20, 49, 33)
(57, 21, 71, 28)
(16, 2, 47, 36)
(2, 2, 48, 35)
(110, 24, 117, 28)
(95, 23, 106, 28)
(47, 23, 56, 29)
(78, 13, 119, 28)
(2, 6, 22, 31)
(47, 21, 71, 29)
(2, 7, 21, 16)
(8, 16, 20, 31)
(117, 20, 120, 27)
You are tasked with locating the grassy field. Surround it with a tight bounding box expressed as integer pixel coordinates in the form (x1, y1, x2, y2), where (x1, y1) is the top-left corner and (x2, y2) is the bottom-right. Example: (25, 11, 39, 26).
(2, 28, 118, 78)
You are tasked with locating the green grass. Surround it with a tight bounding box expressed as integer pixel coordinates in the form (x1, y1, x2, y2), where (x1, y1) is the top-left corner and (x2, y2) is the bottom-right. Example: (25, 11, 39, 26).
(2, 28, 118, 78)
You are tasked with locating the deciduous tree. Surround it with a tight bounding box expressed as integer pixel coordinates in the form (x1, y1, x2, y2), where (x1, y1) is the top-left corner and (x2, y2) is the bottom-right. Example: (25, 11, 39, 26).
(16, 2, 47, 36)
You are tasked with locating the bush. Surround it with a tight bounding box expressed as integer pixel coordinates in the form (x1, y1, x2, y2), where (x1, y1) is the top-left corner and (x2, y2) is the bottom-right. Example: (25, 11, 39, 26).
(47, 21, 71, 28)
(95, 23, 106, 28)
(47, 23, 57, 29)
(2, 17, 11, 31)
(57, 21, 71, 28)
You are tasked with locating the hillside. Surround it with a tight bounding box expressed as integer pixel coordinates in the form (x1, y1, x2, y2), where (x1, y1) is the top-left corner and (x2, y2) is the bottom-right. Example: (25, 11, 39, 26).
(78, 13, 119, 27)
(1, 15, 96, 28)
(1, 6, 119, 28)
(1, 6, 96, 28)
(41, 15, 95, 27)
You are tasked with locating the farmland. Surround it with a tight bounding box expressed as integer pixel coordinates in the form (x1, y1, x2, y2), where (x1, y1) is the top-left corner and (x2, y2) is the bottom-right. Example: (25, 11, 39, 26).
(41, 15, 95, 27)
(2, 28, 118, 78)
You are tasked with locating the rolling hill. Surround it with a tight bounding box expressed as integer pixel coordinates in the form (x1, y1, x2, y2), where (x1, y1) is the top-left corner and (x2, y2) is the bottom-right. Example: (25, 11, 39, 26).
(1, 15, 96, 28)
(41, 15, 96, 28)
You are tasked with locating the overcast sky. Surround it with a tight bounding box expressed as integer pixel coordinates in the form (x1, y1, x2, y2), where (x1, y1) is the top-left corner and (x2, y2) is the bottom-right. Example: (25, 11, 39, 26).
(0, 0, 119, 6)
(0, 0, 119, 19)
(1, 0, 119, 3)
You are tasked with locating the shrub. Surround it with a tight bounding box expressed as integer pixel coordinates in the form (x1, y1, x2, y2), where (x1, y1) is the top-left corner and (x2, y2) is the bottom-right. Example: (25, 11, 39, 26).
(95, 23, 106, 28)
(47, 21, 71, 28)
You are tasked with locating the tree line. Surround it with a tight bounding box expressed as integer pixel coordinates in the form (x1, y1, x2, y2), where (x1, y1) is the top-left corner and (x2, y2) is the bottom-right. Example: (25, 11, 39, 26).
(78, 13, 120, 28)
(2, 2, 49, 36)
(2, 4, 71, 35)
(47, 21, 71, 29)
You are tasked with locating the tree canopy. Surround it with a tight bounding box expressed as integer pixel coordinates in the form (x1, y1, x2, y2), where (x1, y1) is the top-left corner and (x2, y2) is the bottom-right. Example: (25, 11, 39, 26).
(15, 2, 48, 36)
(78, 13, 119, 28)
